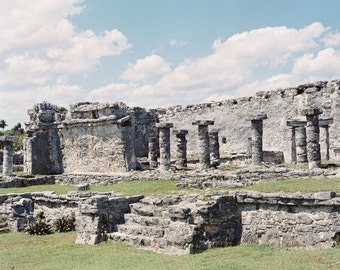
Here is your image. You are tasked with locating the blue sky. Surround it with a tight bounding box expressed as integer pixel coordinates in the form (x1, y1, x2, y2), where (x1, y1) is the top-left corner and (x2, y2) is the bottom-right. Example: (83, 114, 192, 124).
(1, 0, 340, 126)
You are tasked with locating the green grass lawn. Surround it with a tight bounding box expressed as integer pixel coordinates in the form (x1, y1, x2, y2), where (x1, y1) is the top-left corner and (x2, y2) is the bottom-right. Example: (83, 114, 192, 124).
(0, 178, 339, 269)
(0, 231, 339, 270)
(0, 177, 339, 196)
(0, 179, 181, 196)
(238, 177, 340, 193)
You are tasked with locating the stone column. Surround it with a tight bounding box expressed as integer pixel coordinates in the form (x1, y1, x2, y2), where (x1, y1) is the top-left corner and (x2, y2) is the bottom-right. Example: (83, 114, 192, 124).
(319, 118, 333, 161)
(209, 131, 220, 167)
(192, 120, 214, 169)
(155, 123, 173, 171)
(289, 127, 297, 163)
(301, 107, 323, 169)
(148, 127, 159, 168)
(287, 120, 307, 164)
(173, 129, 188, 169)
(1, 136, 16, 176)
(248, 113, 267, 165)
(295, 126, 308, 164)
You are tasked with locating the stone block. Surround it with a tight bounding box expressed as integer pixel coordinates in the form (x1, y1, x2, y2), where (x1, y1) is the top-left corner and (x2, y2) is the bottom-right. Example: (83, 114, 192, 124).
(192, 120, 214, 126)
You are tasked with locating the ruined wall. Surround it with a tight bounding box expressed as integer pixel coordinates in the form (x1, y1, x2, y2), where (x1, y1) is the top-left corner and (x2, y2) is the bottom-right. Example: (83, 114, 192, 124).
(24, 102, 66, 175)
(24, 102, 154, 174)
(24, 128, 63, 174)
(23, 80, 340, 173)
(1, 190, 338, 253)
(238, 191, 340, 249)
(158, 81, 340, 163)
(58, 102, 138, 173)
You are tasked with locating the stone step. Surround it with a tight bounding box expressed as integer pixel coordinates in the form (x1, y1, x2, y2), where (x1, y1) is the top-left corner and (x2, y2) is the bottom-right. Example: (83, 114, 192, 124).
(109, 232, 166, 247)
(130, 203, 166, 217)
(117, 224, 165, 238)
(108, 232, 190, 255)
(124, 213, 171, 227)
(139, 195, 182, 206)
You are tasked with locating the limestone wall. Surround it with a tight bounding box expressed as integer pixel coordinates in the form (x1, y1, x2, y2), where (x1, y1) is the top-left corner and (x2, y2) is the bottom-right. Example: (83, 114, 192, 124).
(237, 190, 340, 249)
(0, 190, 338, 252)
(158, 81, 340, 163)
(23, 80, 340, 174)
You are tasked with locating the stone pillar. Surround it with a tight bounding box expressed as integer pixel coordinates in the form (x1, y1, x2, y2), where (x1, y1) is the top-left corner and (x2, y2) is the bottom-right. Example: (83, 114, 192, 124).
(192, 120, 214, 169)
(289, 127, 297, 164)
(209, 131, 220, 167)
(295, 126, 308, 164)
(247, 113, 267, 165)
(301, 107, 323, 169)
(319, 118, 333, 161)
(148, 127, 159, 168)
(287, 120, 307, 164)
(1, 136, 16, 176)
(173, 129, 188, 169)
(155, 123, 173, 171)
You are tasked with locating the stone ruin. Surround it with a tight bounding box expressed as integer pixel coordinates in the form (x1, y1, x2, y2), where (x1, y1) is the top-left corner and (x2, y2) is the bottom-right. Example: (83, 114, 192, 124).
(1, 80, 340, 254)
(18, 80, 340, 176)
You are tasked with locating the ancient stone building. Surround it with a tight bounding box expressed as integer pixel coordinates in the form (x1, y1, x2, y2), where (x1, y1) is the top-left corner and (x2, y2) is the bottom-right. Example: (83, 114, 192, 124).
(24, 80, 340, 174)
(24, 102, 158, 174)
(159, 80, 340, 163)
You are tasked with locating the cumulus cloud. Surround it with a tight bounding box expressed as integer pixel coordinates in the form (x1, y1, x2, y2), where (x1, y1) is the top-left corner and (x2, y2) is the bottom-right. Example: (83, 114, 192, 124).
(2, 9, 340, 128)
(89, 22, 340, 111)
(0, 0, 131, 126)
(0, 0, 131, 87)
(120, 55, 171, 82)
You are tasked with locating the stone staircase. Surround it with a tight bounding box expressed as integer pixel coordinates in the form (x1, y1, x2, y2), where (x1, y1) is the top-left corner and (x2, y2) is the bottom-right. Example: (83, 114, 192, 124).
(108, 195, 205, 255)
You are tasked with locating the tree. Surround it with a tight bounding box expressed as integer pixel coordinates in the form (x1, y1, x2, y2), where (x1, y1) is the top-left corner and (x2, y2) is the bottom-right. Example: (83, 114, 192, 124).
(0, 119, 7, 131)
(11, 122, 24, 135)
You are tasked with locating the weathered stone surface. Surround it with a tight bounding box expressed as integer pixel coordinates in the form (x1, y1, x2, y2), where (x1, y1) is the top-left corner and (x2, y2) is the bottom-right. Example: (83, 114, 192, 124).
(249, 114, 267, 164)
(148, 127, 159, 168)
(303, 107, 322, 169)
(156, 123, 173, 171)
(209, 131, 220, 167)
(0, 188, 338, 254)
(24, 102, 139, 174)
(173, 129, 188, 169)
(192, 120, 214, 169)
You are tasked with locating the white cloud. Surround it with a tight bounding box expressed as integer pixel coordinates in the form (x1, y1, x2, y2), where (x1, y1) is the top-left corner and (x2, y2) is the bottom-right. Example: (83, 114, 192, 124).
(169, 39, 187, 48)
(0, 0, 131, 89)
(0, 0, 131, 126)
(2, 12, 340, 128)
(120, 55, 171, 82)
(91, 22, 340, 111)
(293, 48, 340, 81)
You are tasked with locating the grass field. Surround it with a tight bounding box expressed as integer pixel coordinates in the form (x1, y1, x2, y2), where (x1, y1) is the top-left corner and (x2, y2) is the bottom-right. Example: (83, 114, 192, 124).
(0, 231, 339, 270)
(0, 177, 339, 269)
(0, 177, 339, 196)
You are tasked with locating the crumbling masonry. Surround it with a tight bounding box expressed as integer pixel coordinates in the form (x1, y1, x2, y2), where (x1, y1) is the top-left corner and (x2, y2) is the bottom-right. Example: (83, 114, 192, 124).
(22, 80, 340, 174)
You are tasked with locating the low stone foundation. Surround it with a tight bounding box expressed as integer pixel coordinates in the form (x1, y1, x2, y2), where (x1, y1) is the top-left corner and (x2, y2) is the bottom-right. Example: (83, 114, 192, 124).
(0, 176, 55, 188)
(53, 167, 338, 189)
(1, 189, 338, 254)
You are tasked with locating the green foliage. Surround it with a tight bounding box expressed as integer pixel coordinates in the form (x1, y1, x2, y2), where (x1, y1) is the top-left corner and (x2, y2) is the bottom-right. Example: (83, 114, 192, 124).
(53, 214, 76, 233)
(0, 119, 7, 131)
(25, 212, 53, 235)
(0, 122, 26, 150)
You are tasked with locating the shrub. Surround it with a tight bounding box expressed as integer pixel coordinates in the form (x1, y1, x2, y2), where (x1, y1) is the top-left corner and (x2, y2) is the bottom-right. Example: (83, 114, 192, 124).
(26, 212, 53, 235)
(54, 214, 76, 233)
